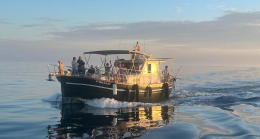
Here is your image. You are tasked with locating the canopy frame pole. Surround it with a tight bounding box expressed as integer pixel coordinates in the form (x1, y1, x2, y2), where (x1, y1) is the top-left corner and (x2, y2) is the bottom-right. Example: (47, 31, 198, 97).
(85, 54, 91, 68)
(99, 55, 107, 69)
(172, 59, 174, 76)
(157, 59, 159, 83)
(83, 54, 87, 66)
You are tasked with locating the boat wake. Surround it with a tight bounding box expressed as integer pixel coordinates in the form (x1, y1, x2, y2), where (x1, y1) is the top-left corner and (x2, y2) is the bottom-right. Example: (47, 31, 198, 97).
(82, 98, 161, 108)
(170, 67, 260, 106)
(42, 93, 163, 108)
(42, 93, 62, 102)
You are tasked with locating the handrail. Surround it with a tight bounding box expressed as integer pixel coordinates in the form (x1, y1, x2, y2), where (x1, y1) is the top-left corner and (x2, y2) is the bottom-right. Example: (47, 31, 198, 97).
(174, 66, 182, 80)
(47, 62, 178, 84)
(47, 64, 59, 74)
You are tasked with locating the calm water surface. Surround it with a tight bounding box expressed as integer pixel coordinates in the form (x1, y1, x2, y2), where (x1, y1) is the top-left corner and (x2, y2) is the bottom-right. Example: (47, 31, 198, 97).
(0, 62, 260, 139)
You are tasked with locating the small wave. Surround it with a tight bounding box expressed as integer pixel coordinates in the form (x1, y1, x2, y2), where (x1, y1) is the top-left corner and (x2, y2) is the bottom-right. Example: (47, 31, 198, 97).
(42, 93, 62, 102)
(82, 98, 161, 108)
(174, 90, 224, 98)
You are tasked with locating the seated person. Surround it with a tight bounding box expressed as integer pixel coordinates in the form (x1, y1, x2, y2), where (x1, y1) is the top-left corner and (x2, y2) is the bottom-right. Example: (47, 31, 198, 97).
(87, 65, 95, 77)
(95, 65, 102, 78)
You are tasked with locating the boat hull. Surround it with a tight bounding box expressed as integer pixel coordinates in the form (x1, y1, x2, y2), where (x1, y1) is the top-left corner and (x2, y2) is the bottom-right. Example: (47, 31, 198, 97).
(57, 75, 174, 103)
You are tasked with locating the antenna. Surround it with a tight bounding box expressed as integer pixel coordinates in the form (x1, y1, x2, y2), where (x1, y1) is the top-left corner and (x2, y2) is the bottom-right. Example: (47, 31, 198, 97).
(144, 40, 146, 53)
(118, 32, 122, 49)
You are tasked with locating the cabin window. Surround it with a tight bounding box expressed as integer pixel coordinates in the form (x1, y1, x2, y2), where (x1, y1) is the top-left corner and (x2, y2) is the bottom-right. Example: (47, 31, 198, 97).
(148, 64, 151, 73)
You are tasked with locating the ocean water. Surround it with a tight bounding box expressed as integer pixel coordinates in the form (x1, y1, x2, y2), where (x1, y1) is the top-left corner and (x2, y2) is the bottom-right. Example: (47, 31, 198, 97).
(1, 62, 260, 139)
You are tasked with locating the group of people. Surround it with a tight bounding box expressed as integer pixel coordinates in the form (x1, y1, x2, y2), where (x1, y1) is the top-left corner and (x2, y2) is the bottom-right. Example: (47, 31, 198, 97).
(71, 56, 85, 76)
(71, 57, 128, 82)
(71, 56, 170, 83)
(111, 60, 128, 82)
(103, 59, 127, 82)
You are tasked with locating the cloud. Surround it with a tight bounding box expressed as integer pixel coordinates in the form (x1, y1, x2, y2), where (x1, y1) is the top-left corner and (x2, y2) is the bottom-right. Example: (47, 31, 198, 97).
(44, 12, 260, 50)
(175, 7, 183, 12)
(20, 17, 65, 28)
(216, 5, 224, 9)
(21, 23, 52, 28)
(207, 5, 224, 9)
(2, 12, 260, 66)
(222, 8, 260, 13)
(33, 17, 65, 22)
(207, 5, 214, 8)
(253, 9, 260, 12)
(222, 8, 243, 13)
(0, 18, 11, 24)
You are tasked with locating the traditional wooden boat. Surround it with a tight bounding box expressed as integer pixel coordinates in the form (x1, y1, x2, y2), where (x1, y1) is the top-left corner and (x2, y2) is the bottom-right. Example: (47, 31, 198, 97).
(47, 50, 180, 103)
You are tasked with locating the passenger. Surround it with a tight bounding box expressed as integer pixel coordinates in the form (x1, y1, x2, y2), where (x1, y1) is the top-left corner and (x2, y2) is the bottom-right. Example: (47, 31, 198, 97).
(125, 64, 131, 74)
(95, 65, 102, 78)
(135, 41, 140, 51)
(58, 60, 64, 75)
(162, 65, 170, 82)
(118, 61, 122, 82)
(112, 63, 119, 82)
(87, 65, 95, 77)
(133, 64, 140, 73)
(104, 59, 112, 79)
(120, 63, 127, 82)
(71, 57, 79, 76)
(77, 56, 85, 75)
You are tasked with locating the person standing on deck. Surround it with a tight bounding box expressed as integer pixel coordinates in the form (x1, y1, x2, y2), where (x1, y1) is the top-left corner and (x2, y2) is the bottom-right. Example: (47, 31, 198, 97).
(112, 63, 119, 82)
(104, 59, 112, 80)
(135, 41, 140, 51)
(71, 57, 79, 76)
(162, 65, 170, 82)
(58, 60, 64, 75)
(77, 56, 85, 75)
(119, 63, 127, 82)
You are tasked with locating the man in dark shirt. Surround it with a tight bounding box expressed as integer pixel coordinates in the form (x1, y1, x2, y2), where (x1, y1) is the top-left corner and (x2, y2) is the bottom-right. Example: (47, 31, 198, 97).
(77, 56, 85, 74)
(87, 65, 95, 77)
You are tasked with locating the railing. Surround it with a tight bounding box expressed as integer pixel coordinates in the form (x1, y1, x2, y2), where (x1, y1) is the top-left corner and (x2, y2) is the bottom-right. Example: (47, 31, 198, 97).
(47, 63, 180, 84)
(47, 64, 59, 75)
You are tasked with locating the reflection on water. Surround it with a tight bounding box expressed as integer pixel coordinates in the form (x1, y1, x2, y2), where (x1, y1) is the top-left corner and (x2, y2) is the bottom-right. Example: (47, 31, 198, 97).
(47, 105, 174, 138)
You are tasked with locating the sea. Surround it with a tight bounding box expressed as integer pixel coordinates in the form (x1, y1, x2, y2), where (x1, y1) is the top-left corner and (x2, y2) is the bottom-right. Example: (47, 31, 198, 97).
(1, 61, 260, 139)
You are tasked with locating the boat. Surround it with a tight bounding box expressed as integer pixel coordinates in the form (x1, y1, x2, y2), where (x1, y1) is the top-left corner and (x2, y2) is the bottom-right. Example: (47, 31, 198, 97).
(47, 49, 181, 103)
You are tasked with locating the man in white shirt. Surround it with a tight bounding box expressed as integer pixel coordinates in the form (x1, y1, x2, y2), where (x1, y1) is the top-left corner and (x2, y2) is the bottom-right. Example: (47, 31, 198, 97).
(112, 63, 119, 82)
(71, 57, 79, 76)
(162, 65, 170, 82)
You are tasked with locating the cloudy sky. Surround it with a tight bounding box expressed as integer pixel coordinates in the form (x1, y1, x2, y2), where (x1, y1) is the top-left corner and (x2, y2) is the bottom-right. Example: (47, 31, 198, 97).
(1, 0, 260, 66)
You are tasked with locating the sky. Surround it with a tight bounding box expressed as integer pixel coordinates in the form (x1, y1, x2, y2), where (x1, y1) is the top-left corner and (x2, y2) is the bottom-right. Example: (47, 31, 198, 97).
(1, 0, 260, 67)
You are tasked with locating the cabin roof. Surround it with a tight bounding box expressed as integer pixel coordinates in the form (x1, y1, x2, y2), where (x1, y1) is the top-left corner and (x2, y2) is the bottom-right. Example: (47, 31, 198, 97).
(84, 50, 151, 57)
(148, 58, 175, 62)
